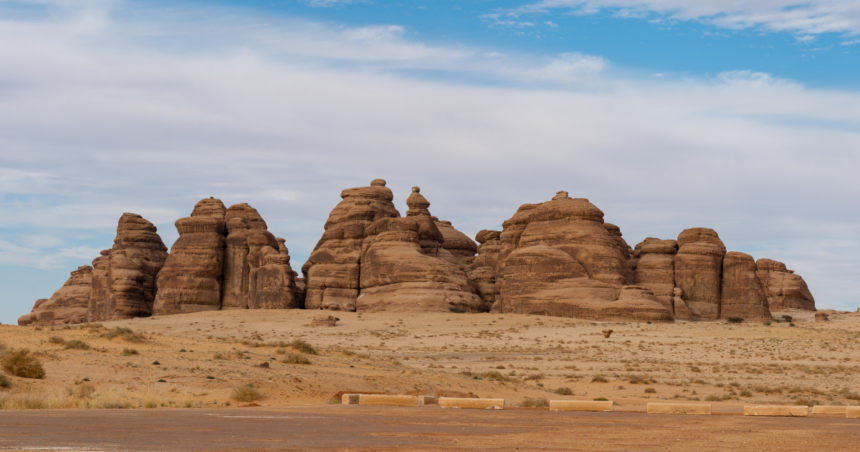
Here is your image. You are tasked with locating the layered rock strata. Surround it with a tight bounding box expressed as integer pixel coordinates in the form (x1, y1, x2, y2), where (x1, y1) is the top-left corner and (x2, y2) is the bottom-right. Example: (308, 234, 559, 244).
(674, 228, 726, 320)
(720, 252, 772, 321)
(468, 230, 502, 309)
(633, 238, 678, 311)
(18, 266, 93, 326)
(756, 258, 816, 311)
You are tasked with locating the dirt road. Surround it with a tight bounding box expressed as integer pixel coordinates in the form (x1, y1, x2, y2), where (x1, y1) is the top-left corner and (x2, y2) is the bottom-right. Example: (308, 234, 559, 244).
(1, 405, 857, 451)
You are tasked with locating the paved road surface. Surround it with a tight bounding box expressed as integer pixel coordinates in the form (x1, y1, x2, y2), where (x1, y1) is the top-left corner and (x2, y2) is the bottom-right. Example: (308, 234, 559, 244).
(1, 405, 856, 451)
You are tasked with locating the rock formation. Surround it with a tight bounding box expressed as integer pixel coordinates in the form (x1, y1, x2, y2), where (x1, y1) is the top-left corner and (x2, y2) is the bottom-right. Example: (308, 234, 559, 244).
(756, 258, 816, 311)
(633, 238, 678, 311)
(468, 230, 502, 309)
(492, 191, 673, 322)
(18, 266, 93, 326)
(221, 203, 282, 310)
(87, 213, 169, 321)
(250, 240, 299, 309)
(152, 198, 227, 315)
(674, 228, 726, 320)
(673, 287, 695, 321)
(720, 251, 771, 321)
(303, 179, 400, 311)
(356, 189, 486, 313)
(434, 218, 478, 261)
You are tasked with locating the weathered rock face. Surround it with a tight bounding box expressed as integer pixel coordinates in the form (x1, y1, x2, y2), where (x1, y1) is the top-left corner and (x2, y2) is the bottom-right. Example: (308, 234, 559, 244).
(673, 287, 695, 321)
(756, 258, 816, 311)
(633, 238, 678, 311)
(221, 203, 281, 310)
(468, 230, 502, 309)
(674, 228, 726, 320)
(434, 219, 478, 260)
(88, 213, 168, 321)
(720, 252, 771, 321)
(356, 217, 486, 313)
(18, 266, 93, 326)
(153, 198, 227, 315)
(303, 179, 400, 311)
(493, 192, 672, 322)
(604, 223, 634, 284)
(251, 244, 299, 309)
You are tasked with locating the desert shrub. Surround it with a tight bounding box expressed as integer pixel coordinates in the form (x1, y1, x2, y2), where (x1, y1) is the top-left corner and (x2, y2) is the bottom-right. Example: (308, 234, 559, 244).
(555, 387, 573, 396)
(594, 397, 608, 401)
(520, 397, 549, 408)
(795, 398, 820, 406)
(0, 374, 10, 388)
(121, 348, 138, 356)
(591, 375, 608, 383)
(480, 371, 512, 382)
(48, 336, 65, 344)
(103, 327, 146, 343)
(2, 349, 46, 379)
(727, 317, 744, 324)
(76, 383, 96, 399)
(281, 353, 310, 365)
(781, 315, 793, 322)
(64, 340, 90, 350)
(275, 348, 286, 355)
(689, 366, 702, 373)
(645, 388, 656, 394)
(729, 382, 741, 387)
(525, 373, 546, 381)
(739, 390, 752, 397)
(839, 388, 860, 400)
(213, 353, 225, 360)
(288, 340, 317, 355)
(449, 308, 465, 314)
(231, 384, 263, 402)
(705, 394, 721, 402)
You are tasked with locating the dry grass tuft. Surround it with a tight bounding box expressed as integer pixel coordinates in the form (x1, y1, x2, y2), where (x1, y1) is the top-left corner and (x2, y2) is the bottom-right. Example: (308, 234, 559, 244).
(231, 384, 263, 402)
(1, 349, 46, 379)
(64, 340, 90, 350)
(288, 340, 318, 355)
(520, 397, 549, 408)
(281, 353, 311, 365)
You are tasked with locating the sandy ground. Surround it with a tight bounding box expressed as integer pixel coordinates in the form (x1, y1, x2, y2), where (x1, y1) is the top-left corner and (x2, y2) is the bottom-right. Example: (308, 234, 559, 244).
(2, 308, 860, 412)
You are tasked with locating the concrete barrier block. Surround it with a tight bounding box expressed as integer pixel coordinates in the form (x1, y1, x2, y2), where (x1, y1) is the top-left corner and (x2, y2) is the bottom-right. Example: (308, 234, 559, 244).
(812, 406, 846, 415)
(744, 405, 809, 417)
(341, 393, 360, 405)
(647, 403, 711, 415)
(846, 407, 860, 419)
(550, 400, 613, 412)
(419, 395, 438, 405)
(439, 397, 504, 410)
(358, 394, 421, 407)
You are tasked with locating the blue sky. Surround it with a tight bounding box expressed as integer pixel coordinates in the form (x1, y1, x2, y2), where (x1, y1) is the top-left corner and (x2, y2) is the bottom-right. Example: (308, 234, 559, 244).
(1, 0, 859, 323)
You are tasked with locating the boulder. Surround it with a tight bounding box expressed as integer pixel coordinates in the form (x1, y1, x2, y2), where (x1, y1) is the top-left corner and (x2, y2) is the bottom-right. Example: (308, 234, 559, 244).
(152, 198, 227, 315)
(303, 179, 400, 311)
(720, 251, 771, 321)
(492, 192, 672, 322)
(18, 266, 92, 326)
(756, 258, 816, 311)
(633, 238, 678, 311)
(87, 213, 168, 321)
(674, 228, 726, 320)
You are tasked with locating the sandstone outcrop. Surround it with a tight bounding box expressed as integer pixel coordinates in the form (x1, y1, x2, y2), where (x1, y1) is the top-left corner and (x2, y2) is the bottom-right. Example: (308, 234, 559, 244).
(356, 189, 486, 313)
(434, 218, 477, 260)
(468, 230, 501, 309)
(153, 198, 227, 315)
(250, 240, 299, 309)
(492, 192, 673, 322)
(756, 258, 816, 311)
(719, 251, 771, 321)
(633, 238, 678, 311)
(87, 213, 168, 321)
(674, 228, 726, 320)
(303, 179, 400, 311)
(18, 266, 93, 326)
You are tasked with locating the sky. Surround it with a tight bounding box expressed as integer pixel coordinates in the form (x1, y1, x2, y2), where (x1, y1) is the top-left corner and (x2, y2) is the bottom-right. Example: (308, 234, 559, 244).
(1, 0, 858, 324)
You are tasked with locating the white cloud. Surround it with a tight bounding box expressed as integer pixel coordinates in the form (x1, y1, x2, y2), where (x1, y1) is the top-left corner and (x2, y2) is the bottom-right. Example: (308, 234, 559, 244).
(0, 0, 858, 321)
(518, 0, 860, 35)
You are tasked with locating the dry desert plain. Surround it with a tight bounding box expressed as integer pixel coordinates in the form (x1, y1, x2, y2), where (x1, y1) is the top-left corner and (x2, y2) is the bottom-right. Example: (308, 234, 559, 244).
(2, 309, 860, 450)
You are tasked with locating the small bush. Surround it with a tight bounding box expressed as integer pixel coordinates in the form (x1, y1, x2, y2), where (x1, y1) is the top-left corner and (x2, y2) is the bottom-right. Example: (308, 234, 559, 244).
(152, 361, 160, 365)
(525, 373, 546, 381)
(121, 348, 138, 356)
(644, 388, 656, 394)
(705, 394, 721, 402)
(231, 384, 263, 402)
(76, 383, 96, 399)
(727, 317, 744, 324)
(2, 349, 46, 379)
(591, 375, 608, 383)
(289, 340, 318, 355)
(739, 390, 752, 397)
(555, 387, 573, 396)
(103, 327, 146, 343)
(781, 315, 793, 322)
(157, 379, 166, 383)
(213, 353, 225, 360)
(0, 373, 11, 388)
(275, 348, 286, 355)
(281, 353, 311, 365)
(480, 371, 511, 382)
(449, 307, 465, 314)
(520, 397, 549, 408)
(594, 397, 608, 401)
(64, 340, 90, 350)
(48, 336, 65, 344)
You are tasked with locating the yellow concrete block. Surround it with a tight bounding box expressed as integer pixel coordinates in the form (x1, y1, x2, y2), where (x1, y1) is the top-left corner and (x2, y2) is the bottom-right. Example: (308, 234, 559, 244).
(846, 407, 860, 419)
(439, 397, 504, 410)
(549, 400, 613, 412)
(744, 405, 809, 417)
(647, 403, 711, 415)
(341, 393, 360, 405)
(812, 406, 846, 415)
(419, 395, 438, 405)
(358, 394, 421, 407)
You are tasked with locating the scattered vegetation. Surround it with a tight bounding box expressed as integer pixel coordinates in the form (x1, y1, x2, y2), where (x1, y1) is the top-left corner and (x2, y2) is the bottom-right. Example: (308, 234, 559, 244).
(594, 397, 608, 401)
(0, 374, 11, 389)
(644, 388, 656, 394)
(288, 340, 318, 355)
(520, 397, 549, 408)
(1, 349, 46, 379)
(591, 375, 608, 383)
(281, 353, 311, 365)
(554, 387, 573, 396)
(102, 327, 147, 343)
(213, 353, 225, 360)
(448, 308, 466, 314)
(727, 317, 744, 324)
(48, 336, 65, 344)
(64, 340, 90, 350)
(231, 384, 263, 403)
(121, 348, 138, 356)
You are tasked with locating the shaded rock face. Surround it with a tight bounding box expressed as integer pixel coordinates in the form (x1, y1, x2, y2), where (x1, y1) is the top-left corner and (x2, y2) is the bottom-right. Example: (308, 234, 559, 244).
(756, 258, 816, 311)
(221, 203, 281, 310)
(633, 238, 678, 312)
(604, 223, 634, 284)
(87, 213, 168, 321)
(153, 198, 227, 315)
(674, 228, 726, 320)
(303, 179, 400, 311)
(18, 266, 93, 326)
(251, 243, 299, 309)
(720, 252, 772, 321)
(468, 230, 502, 309)
(493, 192, 672, 322)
